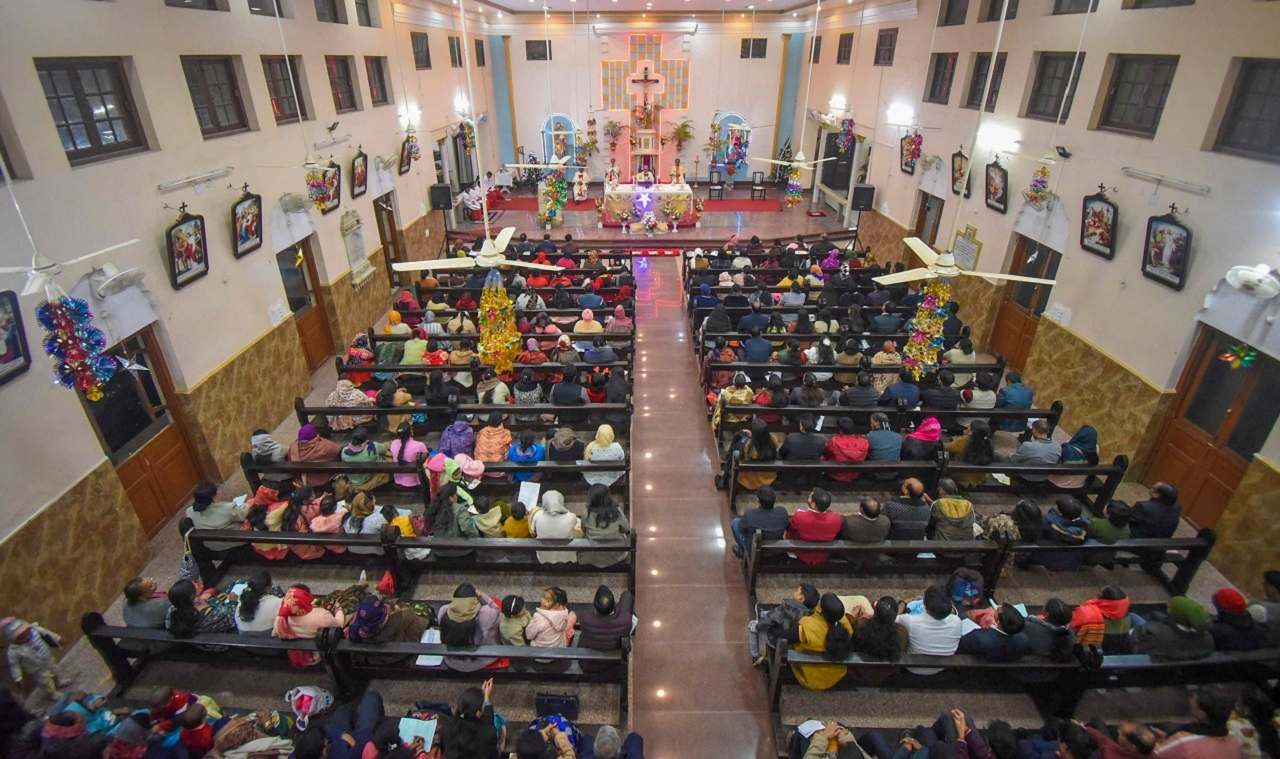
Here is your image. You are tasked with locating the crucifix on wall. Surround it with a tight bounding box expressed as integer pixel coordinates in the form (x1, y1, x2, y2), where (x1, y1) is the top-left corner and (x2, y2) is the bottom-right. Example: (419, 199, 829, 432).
(626, 61, 665, 176)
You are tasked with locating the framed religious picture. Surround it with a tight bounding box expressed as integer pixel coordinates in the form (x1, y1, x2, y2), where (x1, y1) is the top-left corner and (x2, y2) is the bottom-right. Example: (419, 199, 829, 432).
(899, 134, 918, 175)
(351, 149, 368, 199)
(1080, 192, 1118, 259)
(951, 149, 970, 197)
(166, 210, 209, 289)
(231, 190, 263, 258)
(0, 290, 31, 387)
(1142, 212, 1191, 291)
(398, 137, 414, 175)
(984, 160, 1008, 214)
(320, 161, 342, 215)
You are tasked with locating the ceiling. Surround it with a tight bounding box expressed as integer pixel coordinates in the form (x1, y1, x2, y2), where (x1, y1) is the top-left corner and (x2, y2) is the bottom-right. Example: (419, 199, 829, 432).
(477, 0, 815, 16)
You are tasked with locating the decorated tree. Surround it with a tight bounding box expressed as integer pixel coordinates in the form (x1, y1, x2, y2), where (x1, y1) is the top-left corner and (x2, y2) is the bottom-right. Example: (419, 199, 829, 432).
(37, 296, 116, 401)
(477, 270, 520, 374)
(784, 166, 803, 208)
(901, 280, 953, 380)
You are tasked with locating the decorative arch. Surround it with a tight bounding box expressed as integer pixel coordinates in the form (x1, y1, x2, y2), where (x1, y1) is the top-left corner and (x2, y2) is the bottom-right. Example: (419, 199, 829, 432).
(541, 113, 578, 177)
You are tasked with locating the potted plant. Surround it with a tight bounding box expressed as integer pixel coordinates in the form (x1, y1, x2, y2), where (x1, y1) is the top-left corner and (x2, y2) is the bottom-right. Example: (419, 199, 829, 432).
(666, 118, 695, 153)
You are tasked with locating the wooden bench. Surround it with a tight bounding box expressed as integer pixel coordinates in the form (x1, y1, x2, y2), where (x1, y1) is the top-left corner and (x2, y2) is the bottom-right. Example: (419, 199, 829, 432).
(727, 454, 1128, 513)
(704, 359, 1006, 390)
(367, 328, 637, 346)
(396, 306, 634, 321)
(291, 399, 633, 437)
(337, 358, 634, 379)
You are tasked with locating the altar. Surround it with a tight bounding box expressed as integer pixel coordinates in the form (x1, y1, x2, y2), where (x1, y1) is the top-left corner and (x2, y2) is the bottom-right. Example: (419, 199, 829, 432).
(601, 182, 698, 231)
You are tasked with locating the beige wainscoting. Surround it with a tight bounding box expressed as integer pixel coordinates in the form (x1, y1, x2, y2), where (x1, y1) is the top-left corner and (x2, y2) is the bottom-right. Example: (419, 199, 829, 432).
(1210, 455, 1280, 599)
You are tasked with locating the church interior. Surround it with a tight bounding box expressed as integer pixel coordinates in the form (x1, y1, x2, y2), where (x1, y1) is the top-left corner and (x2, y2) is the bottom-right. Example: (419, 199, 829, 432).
(0, 0, 1278, 757)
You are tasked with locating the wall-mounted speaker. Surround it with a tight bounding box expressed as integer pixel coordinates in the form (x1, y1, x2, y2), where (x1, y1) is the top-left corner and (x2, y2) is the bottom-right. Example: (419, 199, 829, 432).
(429, 183, 453, 211)
(851, 184, 876, 212)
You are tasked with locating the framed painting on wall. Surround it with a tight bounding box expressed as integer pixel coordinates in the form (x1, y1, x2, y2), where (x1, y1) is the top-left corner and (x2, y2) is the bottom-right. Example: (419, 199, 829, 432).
(351, 149, 368, 199)
(1080, 192, 1118, 259)
(320, 161, 342, 215)
(398, 138, 414, 175)
(231, 190, 263, 258)
(951, 149, 970, 198)
(984, 160, 1008, 214)
(0, 290, 31, 387)
(1142, 212, 1191, 291)
(166, 211, 209, 290)
(900, 133, 918, 175)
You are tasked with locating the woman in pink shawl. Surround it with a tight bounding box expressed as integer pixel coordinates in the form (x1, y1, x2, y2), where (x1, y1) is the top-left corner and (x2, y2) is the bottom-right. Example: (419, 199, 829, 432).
(604, 304, 634, 333)
(395, 289, 422, 326)
(901, 417, 943, 461)
(273, 585, 344, 667)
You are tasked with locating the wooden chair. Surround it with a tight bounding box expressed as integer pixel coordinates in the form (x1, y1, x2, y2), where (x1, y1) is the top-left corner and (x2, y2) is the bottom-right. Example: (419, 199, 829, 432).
(708, 170, 725, 200)
(750, 171, 768, 200)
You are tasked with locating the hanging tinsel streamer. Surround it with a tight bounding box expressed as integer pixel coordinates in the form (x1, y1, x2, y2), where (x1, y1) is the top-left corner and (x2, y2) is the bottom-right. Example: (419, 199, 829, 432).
(539, 172, 569, 226)
(305, 165, 328, 209)
(901, 280, 953, 380)
(835, 118, 856, 154)
(406, 132, 422, 163)
(1023, 165, 1052, 209)
(477, 270, 521, 374)
(784, 166, 803, 208)
(1218, 343, 1257, 369)
(37, 296, 116, 402)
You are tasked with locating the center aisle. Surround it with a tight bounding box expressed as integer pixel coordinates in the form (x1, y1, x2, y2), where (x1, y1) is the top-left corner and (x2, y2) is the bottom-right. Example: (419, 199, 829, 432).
(628, 257, 774, 757)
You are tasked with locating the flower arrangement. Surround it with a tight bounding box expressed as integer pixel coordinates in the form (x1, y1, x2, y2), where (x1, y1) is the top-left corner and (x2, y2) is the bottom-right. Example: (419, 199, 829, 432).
(603, 120, 626, 153)
(460, 122, 476, 154)
(477, 270, 521, 373)
(660, 200, 680, 223)
(593, 197, 605, 223)
(835, 118, 856, 154)
(1022, 165, 1052, 209)
(616, 208, 633, 225)
(580, 119, 600, 158)
(901, 279, 953, 380)
(703, 119, 723, 160)
(405, 132, 422, 163)
(37, 296, 116, 401)
(665, 118, 695, 153)
(904, 131, 923, 163)
(693, 197, 705, 214)
(539, 171, 569, 227)
(640, 211, 659, 234)
(784, 166, 803, 208)
(305, 165, 328, 209)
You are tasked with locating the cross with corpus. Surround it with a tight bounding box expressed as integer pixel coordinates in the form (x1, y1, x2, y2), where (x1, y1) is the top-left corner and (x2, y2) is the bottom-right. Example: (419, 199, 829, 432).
(630, 66, 662, 107)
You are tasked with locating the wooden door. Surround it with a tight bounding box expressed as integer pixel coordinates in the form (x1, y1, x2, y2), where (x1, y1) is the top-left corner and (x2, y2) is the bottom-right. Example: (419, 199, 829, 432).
(913, 191, 944, 245)
(1146, 327, 1280, 527)
(81, 326, 202, 535)
(373, 193, 404, 288)
(276, 238, 334, 372)
(988, 235, 1061, 370)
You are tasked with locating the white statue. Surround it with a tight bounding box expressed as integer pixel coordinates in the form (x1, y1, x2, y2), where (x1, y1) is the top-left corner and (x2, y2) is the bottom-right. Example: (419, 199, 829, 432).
(669, 159, 687, 186)
(605, 158, 620, 189)
(573, 168, 589, 202)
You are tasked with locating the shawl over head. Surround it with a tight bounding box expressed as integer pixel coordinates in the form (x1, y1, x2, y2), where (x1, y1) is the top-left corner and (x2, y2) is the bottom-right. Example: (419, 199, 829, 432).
(551, 428, 578, 450)
(273, 586, 316, 639)
(328, 380, 369, 407)
(1061, 425, 1099, 463)
(346, 596, 389, 642)
(1168, 596, 1211, 629)
(584, 424, 616, 459)
(298, 424, 319, 442)
(907, 417, 942, 443)
(541, 489, 568, 515)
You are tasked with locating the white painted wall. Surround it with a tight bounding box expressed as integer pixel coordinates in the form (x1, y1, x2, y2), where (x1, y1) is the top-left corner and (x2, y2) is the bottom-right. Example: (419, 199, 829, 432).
(0, 0, 497, 538)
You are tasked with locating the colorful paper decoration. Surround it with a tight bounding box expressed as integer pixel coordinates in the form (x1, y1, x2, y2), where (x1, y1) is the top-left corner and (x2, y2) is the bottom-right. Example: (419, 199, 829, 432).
(477, 270, 520, 374)
(901, 279, 953, 380)
(538, 172, 569, 226)
(1023, 165, 1052, 209)
(36, 295, 116, 402)
(835, 118, 856, 154)
(784, 166, 803, 208)
(305, 165, 328, 209)
(460, 123, 475, 154)
(1218, 343, 1257, 369)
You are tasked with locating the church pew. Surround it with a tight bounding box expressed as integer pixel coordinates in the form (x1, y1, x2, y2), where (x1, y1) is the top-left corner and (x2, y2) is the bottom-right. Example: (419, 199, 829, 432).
(292, 398, 633, 437)
(182, 524, 637, 599)
(395, 306, 634, 320)
(336, 358, 634, 380)
(703, 358, 1007, 394)
(695, 332, 911, 364)
(709, 401, 1064, 448)
(367, 328, 636, 345)
(726, 455, 1129, 514)
(444, 229, 859, 250)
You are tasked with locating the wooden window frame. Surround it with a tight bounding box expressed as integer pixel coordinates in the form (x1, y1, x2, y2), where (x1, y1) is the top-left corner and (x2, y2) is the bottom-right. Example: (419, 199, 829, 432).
(525, 39, 551, 62)
(325, 55, 359, 113)
(411, 32, 432, 70)
(79, 327, 177, 465)
(739, 38, 767, 59)
(449, 36, 464, 68)
(1052, 0, 1098, 14)
(938, 0, 968, 26)
(810, 36, 821, 65)
(262, 55, 307, 124)
(36, 57, 146, 165)
(874, 29, 896, 67)
(365, 56, 390, 106)
(1025, 52, 1085, 123)
(964, 52, 1007, 112)
(355, 0, 374, 26)
(181, 56, 249, 138)
(836, 33, 854, 66)
(1213, 58, 1280, 163)
(1097, 54, 1178, 138)
(923, 53, 958, 105)
(314, 0, 343, 23)
(475, 39, 486, 68)
(979, 0, 1017, 21)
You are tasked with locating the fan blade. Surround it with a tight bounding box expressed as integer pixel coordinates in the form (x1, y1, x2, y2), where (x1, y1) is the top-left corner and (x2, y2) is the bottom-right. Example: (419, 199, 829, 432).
(493, 227, 516, 254)
(507, 261, 565, 272)
(479, 238, 497, 258)
(903, 237, 939, 267)
(391, 258, 477, 272)
(0, 266, 30, 274)
(873, 268, 937, 286)
(961, 270, 1057, 286)
(800, 157, 839, 166)
(749, 157, 789, 166)
(20, 272, 46, 296)
(63, 238, 141, 265)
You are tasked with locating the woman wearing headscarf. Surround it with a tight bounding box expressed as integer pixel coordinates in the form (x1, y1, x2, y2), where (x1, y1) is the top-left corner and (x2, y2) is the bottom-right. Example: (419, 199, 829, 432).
(604, 304, 633, 334)
(345, 334, 376, 386)
(711, 373, 755, 431)
(395, 289, 422, 325)
(473, 412, 513, 466)
(287, 424, 342, 487)
(573, 308, 604, 335)
(345, 595, 432, 665)
(342, 493, 388, 555)
(273, 584, 344, 667)
(324, 379, 375, 431)
(341, 428, 391, 492)
(438, 583, 501, 672)
(583, 424, 625, 487)
(446, 310, 477, 336)
(552, 334, 580, 366)
(376, 381, 415, 431)
(1130, 596, 1214, 661)
(384, 309, 412, 336)
(870, 340, 902, 395)
(1049, 425, 1100, 489)
(692, 282, 718, 309)
(901, 417, 943, 461)
(581, 485, 631, 567)
(439, 415, 476, 457)
(511, 370, 545, 423)
(547, 427, 585, 462)
(702, 338, 739, 392)
(529, 490, 583, 563)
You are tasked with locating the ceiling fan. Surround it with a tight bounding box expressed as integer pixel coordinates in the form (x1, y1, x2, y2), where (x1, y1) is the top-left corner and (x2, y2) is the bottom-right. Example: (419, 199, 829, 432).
(504, 154, 572, 173)
(391, 227, 563, 276)
(749, 152, 837, 173)
(873, 237, 1057, 287)
(0, 239, 141, 298)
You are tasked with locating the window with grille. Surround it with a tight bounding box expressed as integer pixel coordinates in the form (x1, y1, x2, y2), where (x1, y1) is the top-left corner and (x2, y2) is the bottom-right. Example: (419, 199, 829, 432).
(365, 57, 390, 106)
(1098, 55, 1178, 136)
(314, 0, 341, 22)
(1053, 0, 1097, 13)
(411, 32, 431, 69)
(874, 29, 896, 66)
(355, 0, 373, 26)
(248, 0, 283, 16)
(740, 39, 767, 59)
(165, 0, 219, 9)
(980, 0, 1017, 20)
(924, 53, 958, 105)
(36, 57, 145, 164)
(475, 39, 486, 67)
(965, 52, 1007, 112)
(836, 33, 854, 65)
(811, 36, 821, 65)
(1130, 0, 1193, 7)
(1215, 58, 1280, 162)
(182, 57, 248, 137)
(262, 55, 307, 123)
(325, 55, 358, 113)
(939, 0, 968, 26)
(1026, 52, 1085, 122)
(526, 40, 551, 61)
(449, 37, 463, 67)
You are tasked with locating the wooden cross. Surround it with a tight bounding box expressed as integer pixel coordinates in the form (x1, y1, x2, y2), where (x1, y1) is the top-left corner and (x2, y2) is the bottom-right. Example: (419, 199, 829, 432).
(1168, 203, 1181, 216)
(240, 183, 251, 194)
(177, 202, 188, 216)
(629, 66, 662, 106)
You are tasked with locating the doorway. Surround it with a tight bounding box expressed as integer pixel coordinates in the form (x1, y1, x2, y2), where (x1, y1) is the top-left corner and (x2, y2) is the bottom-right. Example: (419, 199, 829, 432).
(81, 326, 202, 535)
(913, 191, 945, 245)
(452, 131, 476, 188)
(1146, 327, 1280, 527)
(276, 236, 334, 372)
(988, 235, 1062, 370)
(373, 192, 403, 288)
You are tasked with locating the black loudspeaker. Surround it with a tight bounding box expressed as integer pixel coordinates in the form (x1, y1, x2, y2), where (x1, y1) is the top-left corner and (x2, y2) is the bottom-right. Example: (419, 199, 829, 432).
(429, 183, 453, 211)
(851, 184, 876, 211)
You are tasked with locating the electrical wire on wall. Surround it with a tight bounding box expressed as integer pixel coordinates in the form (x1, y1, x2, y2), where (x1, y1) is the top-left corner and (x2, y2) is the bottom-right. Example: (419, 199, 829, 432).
(270, 10, 315, 164)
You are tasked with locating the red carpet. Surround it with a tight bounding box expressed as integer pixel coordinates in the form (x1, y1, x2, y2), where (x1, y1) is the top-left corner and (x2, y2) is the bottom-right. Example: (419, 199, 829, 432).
(488, 196, 596, 212)
(701, 198, 781, 213)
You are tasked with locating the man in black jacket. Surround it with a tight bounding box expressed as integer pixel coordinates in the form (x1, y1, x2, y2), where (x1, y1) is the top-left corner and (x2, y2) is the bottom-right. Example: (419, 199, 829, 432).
(920, 370, 962, 411)
(1129, 481, 1181, 538)
(780, 414, 827, 461)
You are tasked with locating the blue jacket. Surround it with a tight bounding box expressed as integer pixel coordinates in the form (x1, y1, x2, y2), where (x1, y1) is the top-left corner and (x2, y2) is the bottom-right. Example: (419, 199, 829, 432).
(578, 293, 606, 309)
(742, 337, 773, 362)
(879, 382, 920, 408)
(737, 312, 770, 333)
(996, 382, 1035, 431)
(957, 628, 1032, 662)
